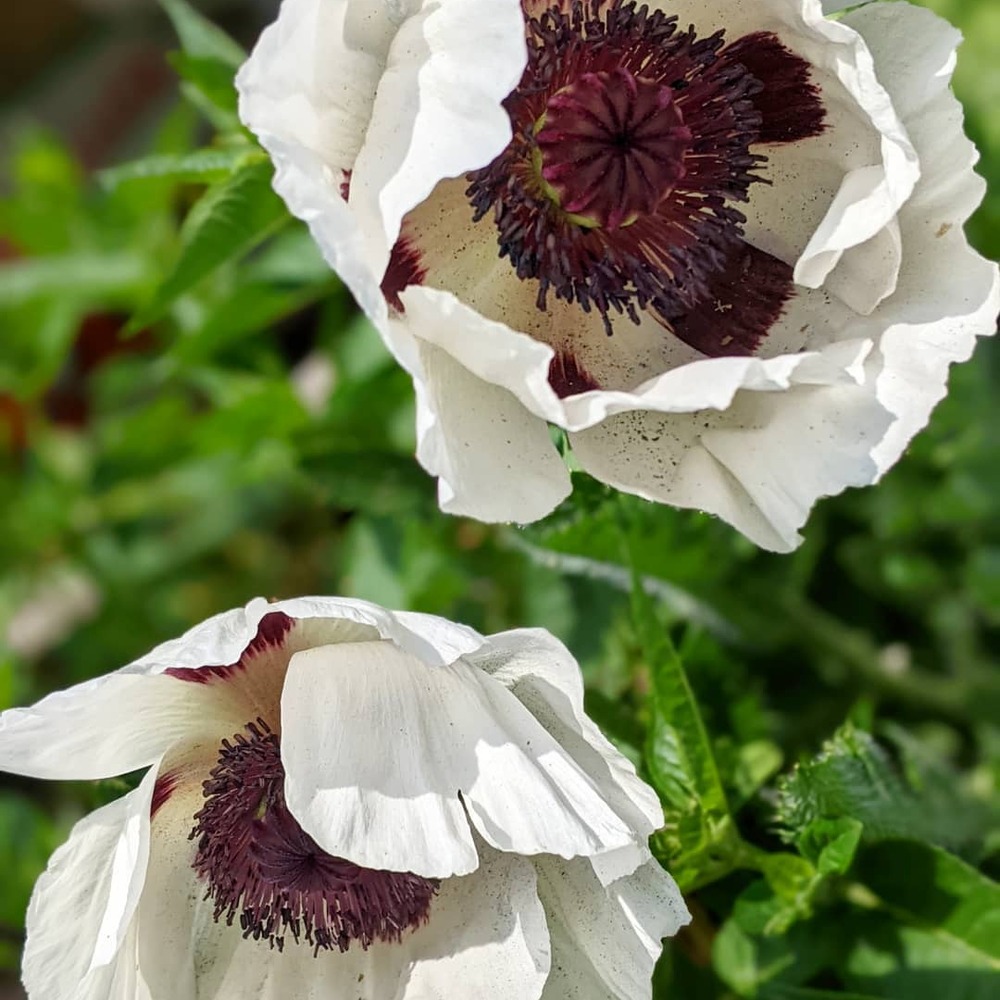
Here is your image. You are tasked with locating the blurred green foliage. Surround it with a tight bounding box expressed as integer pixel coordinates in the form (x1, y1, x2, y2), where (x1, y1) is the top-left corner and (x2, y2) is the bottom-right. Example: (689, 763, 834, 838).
(0, 0, 998, 996)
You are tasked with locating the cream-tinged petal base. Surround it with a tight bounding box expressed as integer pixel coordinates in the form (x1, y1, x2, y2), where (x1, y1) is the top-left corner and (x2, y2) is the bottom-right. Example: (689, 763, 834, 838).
(22, 767, 158, 1000)
(280, 641, 642, 879)
(535, 857, 689, 1000)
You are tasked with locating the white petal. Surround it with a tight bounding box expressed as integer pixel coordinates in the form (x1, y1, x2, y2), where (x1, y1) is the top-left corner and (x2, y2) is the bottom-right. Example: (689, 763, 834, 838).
(280, 641, 642, 879)
(22, 767, 157, 1000)
(467, 629, 664, 872)
(236, 0, 380, 175)
(571, 376, 892, 552)
(402, 847, 551, 1000)
(0, 672, 225, 781)
(349, 0, 526, 276)
(840, 1, 1000, 471)
(412, 335, 571, 524)
(0, 598, 485, 781)
(237, 0, 389, 321)
(535, 856, 689, 1000)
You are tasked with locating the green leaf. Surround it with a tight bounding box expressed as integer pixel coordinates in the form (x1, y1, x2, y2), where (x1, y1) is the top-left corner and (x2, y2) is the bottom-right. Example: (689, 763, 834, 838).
(169, 52, 241, 122)
(633, 567, 736, 889)
(130, 160, 288, 329)
(760, 987, 882, 1000)
(798, 817, 864, 876)
(729, 738, 784, 810)
(844, 911, 998, 1000)
(99, 148, 256, 189)
(775, 724, 988, 853)
(713, 911, 846, 998)
(855, 840, 1000, 966)
(159, 0, 246, 67)
(0, 253, 148, 308)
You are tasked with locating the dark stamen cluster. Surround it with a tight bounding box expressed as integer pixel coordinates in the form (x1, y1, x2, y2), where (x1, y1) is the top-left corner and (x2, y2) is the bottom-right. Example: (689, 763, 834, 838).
(466, 0, 769, 334)
(191, 720, 438, 955)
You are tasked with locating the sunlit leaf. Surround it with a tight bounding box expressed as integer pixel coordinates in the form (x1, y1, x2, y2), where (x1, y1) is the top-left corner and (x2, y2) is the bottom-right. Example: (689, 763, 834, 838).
(129, 160, 288, 329)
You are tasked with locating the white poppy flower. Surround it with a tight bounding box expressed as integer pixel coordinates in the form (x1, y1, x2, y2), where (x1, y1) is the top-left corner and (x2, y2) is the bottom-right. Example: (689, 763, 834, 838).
(236, 0, 998, 551)
(0, 597, 689, 999)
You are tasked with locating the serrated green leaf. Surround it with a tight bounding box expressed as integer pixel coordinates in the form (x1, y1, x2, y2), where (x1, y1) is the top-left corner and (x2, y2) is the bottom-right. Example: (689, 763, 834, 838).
(776, 724, 987, 853)
(159, 0, 246, 67)
(855, 840, 1000, 966)
(130, 160, 287, 329)
(99, 148, 255, 190)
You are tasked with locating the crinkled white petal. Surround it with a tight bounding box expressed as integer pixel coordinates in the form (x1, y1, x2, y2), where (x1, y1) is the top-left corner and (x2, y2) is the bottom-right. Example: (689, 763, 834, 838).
(535, 856, 690, 1000)
(239, 0, 525, 298)
(349, 0, 526, 276)
(466, 628, 664, 879)
(404, 285, 876, 429)
(571, 375, 892, 552)
(236, 0, 390, 322)
(401, 283, 892, 543)
(401, 847, 551, 1000)
(22, 767, 157, 1000)
(413, 336, 571, 523)
(840, 1, 1000, 471)
(140, 783, 549, 1000)
(280, 640, 643, 879)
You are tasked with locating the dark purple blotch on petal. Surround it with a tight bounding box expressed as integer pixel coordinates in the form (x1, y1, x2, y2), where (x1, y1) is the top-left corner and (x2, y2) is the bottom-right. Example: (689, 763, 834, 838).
(164, 611, 294, 686)
(721, 32, 827, 144)
(151, 770, 179, 819)
(662, 243, 794, 356)
(382, 235, 427, 312)
(548, 351, 602, 397)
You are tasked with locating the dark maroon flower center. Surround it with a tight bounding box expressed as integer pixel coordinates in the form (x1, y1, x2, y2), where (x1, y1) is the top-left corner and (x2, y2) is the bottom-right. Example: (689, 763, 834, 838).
(190, 720, 438, 954)
(536, 67, 691, 229)
(457, 0, 825, 384)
